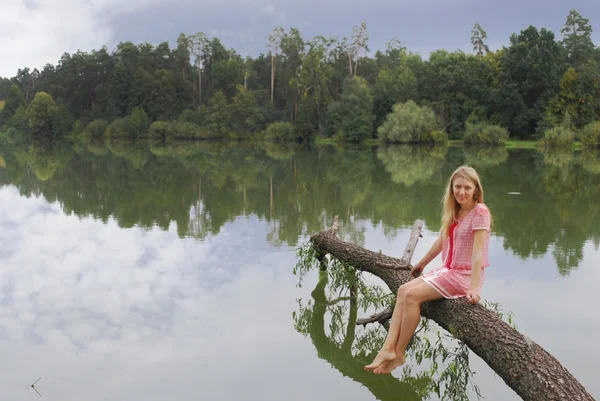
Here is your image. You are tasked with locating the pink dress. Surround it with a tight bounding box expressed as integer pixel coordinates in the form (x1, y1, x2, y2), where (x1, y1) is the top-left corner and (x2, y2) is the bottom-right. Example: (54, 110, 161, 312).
(422, 203, 491, 299)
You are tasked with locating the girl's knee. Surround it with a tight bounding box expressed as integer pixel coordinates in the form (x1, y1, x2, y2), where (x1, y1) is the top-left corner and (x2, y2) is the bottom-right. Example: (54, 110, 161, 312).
(397, 283, 409, 297)
(404, 288, 421, 305)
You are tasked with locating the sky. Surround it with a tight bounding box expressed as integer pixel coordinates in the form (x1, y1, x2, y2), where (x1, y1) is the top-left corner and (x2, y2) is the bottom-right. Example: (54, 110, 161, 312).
(1, 0, 600, 78)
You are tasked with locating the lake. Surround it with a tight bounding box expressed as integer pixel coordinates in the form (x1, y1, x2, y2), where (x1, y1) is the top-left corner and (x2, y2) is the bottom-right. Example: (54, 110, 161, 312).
(0, 138, 599, 400)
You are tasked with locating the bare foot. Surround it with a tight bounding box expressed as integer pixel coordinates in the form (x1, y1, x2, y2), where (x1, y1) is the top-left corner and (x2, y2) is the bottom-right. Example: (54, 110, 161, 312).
(373, 356, 406, 375)
(364, 349, 396, 371)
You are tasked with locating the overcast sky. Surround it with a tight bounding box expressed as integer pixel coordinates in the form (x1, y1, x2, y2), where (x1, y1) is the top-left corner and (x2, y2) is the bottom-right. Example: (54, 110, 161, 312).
(1, 0, 600, 78)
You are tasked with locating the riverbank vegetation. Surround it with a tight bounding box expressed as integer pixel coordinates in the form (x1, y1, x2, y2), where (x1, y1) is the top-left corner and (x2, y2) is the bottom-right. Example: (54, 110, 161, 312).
(1, 10, 599, 148)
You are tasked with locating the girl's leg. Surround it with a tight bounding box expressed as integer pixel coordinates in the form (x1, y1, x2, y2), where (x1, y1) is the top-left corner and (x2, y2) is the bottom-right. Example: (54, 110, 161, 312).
(364, 277, 425, 371)
(374, 282, 443, 374)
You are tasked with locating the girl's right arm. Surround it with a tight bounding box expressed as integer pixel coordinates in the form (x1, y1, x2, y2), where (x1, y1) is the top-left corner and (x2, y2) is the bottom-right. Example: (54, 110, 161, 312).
(410, 235, 443, 277)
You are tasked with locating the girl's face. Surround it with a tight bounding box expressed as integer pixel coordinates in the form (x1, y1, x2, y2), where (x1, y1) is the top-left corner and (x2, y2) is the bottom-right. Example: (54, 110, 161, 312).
(452, 177, 477, 207)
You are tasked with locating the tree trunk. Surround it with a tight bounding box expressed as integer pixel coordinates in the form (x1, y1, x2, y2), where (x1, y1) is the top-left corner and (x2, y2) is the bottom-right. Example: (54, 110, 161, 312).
(295, 86, 299, 123)
(310, 218, 595, 401)
(198, 63, 202, 104)
(271, 54, 276, 103)
(347, 53, 353, 77)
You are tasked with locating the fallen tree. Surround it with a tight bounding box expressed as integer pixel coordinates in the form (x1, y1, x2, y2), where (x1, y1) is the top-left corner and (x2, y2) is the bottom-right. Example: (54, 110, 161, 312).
(309, 217, 595, 401)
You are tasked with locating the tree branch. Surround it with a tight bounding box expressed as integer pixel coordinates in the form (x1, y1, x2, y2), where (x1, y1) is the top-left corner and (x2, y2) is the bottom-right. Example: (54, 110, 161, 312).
(309, 218, 595, 401)
(356, 308, 393, 327)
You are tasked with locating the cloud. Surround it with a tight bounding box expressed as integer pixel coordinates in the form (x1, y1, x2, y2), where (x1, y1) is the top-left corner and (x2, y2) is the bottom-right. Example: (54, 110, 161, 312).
(0, 185, 365, 400)
(3, 0, 600, 79)
(1, 1, 102, 76)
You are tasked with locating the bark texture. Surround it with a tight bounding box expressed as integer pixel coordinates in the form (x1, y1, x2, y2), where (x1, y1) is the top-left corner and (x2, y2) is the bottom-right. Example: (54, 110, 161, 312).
(310, 218, 595, 401)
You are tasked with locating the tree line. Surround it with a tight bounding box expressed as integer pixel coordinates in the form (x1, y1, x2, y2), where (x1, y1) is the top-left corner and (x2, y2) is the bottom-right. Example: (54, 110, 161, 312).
(0, 9, 599, 143)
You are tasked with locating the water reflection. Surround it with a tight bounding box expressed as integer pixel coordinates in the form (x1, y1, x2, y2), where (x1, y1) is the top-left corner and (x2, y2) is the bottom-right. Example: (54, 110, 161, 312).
(1, 138, 599, 275)
(376, 144, 447, 187)
(293, 267, 480, 401)
(462, 146, 509, 169)
(294, 270, 430, 401)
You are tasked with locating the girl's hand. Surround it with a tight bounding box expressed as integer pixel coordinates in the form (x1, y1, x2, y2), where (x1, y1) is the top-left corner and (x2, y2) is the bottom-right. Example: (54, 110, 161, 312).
(410, 263, 424, 277)
(466, 290, 480, 304)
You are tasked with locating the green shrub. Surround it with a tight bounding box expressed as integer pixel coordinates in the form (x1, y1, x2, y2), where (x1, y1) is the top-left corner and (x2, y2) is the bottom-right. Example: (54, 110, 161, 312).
(541, 126, 575, 147)
(148, 121, 170, 139)
(378, 101, 445, 143)
(128, 107, 149, 136)
(421, 129, 448, 143)
(463, 123, 509, 145)
(265, 122, 295, 141)
(85, 119, 109, 138)
(579, 121, 600, 147)
(148, 120, 208, 140)
(5, 105, 28, 131)
(179, 107, 207, 126)
(106, 108, 150, 139)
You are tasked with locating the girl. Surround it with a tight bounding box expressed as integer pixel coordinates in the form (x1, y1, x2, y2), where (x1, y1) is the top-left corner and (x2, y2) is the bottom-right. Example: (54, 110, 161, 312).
(365, 165, 492, 375)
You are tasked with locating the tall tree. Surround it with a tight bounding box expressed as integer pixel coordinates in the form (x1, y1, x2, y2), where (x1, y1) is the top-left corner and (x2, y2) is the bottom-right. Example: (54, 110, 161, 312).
(174, 33, 192, 80)
(373, 66, 418, 129)
(493, 26, 566, 136)
(295, 36, 335, 135)
(343, 22, 369, 77)
(279, 28, 306, 122)
(471, 23, 490, 59)
(422, 50, 491, 136)
(267, 26, 284, 103)
(337, 77, 374, 141)
(0, 84, 27, 130)
(561, 9, 595, 68)
(188, 32, 209, 104)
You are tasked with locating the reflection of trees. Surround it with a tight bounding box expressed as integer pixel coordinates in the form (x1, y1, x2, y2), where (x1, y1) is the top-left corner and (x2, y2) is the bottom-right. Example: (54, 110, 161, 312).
(482, 149, 600, 275)
(106, 139, 150, 169)
(462, 146, 509, 169)
(377, 145, 447, 187)
(27, 143, 63, 181)
(578, 149, 600, 175)
(149, 140, 207, 157)
(87, 137, 109, 156)
(540, 148, 574, 170)
(1, 139, 599, 275)
(263, 142, 298, 161)
(294, 270, 431, 401)
(6, 140, 73, 182)
(294, 263, 484, 401)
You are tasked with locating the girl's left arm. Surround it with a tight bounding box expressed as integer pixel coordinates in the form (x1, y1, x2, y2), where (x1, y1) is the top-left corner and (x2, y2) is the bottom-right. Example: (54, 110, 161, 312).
(467, 229, 487, 304)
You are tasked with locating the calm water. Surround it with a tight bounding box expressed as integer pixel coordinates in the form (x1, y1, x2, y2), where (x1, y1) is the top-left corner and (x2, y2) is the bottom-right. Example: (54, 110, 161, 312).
(0, 139, 599, 400)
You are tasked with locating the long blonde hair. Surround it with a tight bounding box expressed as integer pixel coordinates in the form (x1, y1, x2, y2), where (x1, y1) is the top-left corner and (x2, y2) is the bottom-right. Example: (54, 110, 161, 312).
(440, 166, 490, 238)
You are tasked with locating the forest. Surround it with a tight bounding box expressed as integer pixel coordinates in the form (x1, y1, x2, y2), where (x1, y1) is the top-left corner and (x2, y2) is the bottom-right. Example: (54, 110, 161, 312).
(1, 9, 599, 145)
